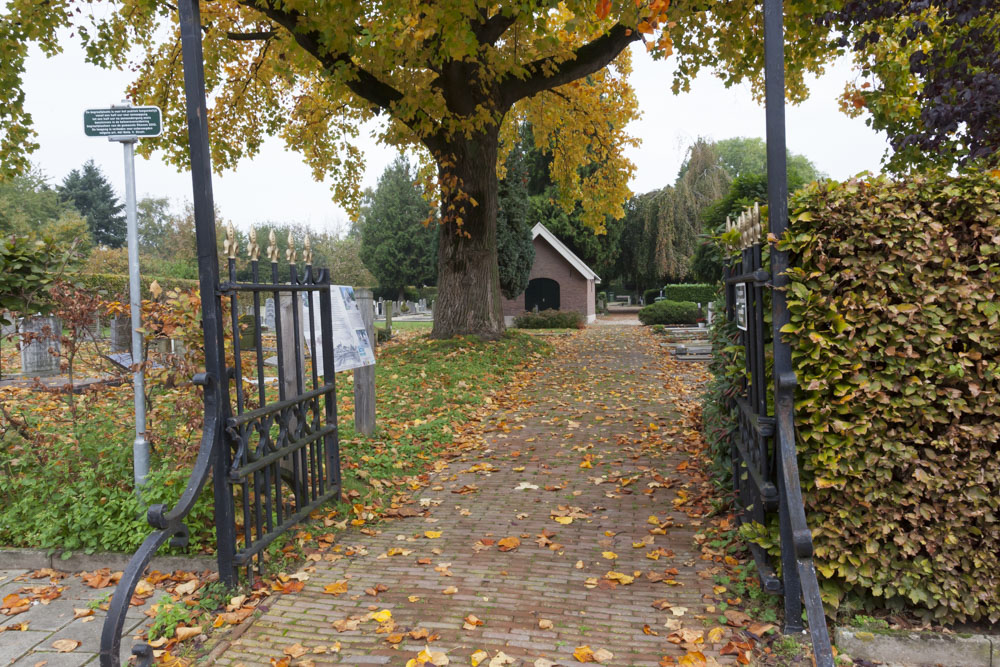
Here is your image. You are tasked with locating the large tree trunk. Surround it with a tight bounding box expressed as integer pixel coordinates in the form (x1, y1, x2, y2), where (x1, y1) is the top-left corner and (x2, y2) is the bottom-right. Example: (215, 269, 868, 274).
(431, 129, 505, 340)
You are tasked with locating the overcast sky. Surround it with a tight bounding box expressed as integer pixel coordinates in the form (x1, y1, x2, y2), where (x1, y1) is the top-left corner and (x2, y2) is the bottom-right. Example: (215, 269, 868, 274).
(22, 39, 890, 235)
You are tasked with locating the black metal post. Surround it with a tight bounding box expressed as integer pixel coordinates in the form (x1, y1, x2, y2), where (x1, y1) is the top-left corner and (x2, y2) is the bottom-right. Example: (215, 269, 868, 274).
(763, 2, 835, 664)
(178, 0, 237, 587)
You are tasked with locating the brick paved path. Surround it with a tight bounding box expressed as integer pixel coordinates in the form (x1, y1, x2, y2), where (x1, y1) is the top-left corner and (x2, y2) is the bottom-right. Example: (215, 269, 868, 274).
(215, 326, 729, 666)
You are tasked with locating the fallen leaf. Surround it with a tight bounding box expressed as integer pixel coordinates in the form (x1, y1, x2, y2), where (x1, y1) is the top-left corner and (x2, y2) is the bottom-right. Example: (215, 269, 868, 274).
(488, 652, 515, 666)
(463, 614, 484, 630)
(497, 537, 520, 552)
(323, 581, 348, 596)
(707, 626, 726, 643)
(283, 643, 309, 658)
(538, 619, 553, 629)
(574, 645, 595, 662)
(723, 609, 751, 627)
(442, 586, 458, 595)
(72, 608, 93, 619)
(372, 609, 392, 623)
(471, 649, 489, 666)
(425, 531, 442, 539)
(174, 625, 202, 641)
(52, 639, 80, 652)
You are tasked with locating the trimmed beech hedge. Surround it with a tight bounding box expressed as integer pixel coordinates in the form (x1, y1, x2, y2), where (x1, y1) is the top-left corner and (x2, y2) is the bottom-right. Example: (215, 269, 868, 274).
(638, 299, 699, 325)
(780, 170, 1000, 622)
(663, 283, 717, 304)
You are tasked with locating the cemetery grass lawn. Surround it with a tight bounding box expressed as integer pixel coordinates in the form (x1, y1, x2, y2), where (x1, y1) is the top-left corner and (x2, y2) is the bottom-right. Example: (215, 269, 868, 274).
(0, 330, 551, 558)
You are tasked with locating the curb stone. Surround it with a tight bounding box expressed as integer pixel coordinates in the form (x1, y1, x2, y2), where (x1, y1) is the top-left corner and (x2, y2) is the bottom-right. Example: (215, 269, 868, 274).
(1, 547, 216, 573)
(835, 627, 996, 667)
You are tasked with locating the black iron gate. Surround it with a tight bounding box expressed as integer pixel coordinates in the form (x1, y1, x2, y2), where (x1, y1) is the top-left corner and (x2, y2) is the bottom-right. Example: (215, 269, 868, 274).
(98, 0, 340, 664)
(724, 207, 834, 666)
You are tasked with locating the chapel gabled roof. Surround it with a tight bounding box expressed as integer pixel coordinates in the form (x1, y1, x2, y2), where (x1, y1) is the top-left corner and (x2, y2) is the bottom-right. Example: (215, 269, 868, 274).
(531, 223, 601, 284)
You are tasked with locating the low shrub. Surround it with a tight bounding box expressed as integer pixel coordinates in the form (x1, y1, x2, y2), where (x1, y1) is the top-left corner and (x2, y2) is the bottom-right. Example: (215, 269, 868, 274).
(662, 283, 718, 305)
(638, 299, 699, 325)
(513, 309, 584, 329)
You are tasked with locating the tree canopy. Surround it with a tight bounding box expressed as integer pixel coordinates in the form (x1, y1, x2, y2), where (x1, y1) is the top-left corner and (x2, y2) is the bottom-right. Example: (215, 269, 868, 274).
(359, 157, 437, 299)
(827, 0, 1000, 171)
(1, 0, 845, 337)
(496, 128, 534, 300)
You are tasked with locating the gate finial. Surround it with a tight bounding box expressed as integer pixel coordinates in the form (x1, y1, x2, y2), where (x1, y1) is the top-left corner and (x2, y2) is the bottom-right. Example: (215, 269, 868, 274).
(223, 222, 237, 259)
(248, 226, 260, 262)
(286, 232, 297, 263)
(267, 229, 280, 263)
(303, 234, 313, 265)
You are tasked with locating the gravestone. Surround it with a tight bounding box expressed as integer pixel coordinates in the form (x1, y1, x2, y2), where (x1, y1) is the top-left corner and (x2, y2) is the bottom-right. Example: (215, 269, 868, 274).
(111, 315, 131, 353)
(263, 298, 276, 330)
(19, 316, 61, 377)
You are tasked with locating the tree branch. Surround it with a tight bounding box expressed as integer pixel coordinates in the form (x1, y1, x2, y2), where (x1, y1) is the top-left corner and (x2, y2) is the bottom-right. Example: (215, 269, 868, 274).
(472, 11, 518, 47)
(226, 29, 276, 41)
(239, 0, 447, 153)
(499, 23, 639, 109)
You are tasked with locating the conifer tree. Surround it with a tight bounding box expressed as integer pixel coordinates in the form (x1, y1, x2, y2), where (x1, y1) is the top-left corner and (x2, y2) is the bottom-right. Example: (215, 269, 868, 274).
(60, 160, 126, 248)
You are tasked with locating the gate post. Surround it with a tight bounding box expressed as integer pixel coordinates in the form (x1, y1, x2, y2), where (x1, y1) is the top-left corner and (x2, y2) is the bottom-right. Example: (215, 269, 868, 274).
(177, 0, 236, 587)
(353, 289, 376, 435)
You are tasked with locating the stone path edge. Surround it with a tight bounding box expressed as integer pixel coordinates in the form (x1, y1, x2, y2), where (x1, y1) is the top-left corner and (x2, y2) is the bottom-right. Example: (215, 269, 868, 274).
(0, 547, 216, 573)
(835, 626, 997, 667)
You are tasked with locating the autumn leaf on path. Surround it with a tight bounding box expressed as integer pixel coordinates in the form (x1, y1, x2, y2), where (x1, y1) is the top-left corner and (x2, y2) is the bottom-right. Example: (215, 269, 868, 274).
(323, 581, 348, 596)
(283, 643, 309, 658)
(462, 614, 484, 630)
(497, 537, 520, 552)
(52, 639, 81, 652)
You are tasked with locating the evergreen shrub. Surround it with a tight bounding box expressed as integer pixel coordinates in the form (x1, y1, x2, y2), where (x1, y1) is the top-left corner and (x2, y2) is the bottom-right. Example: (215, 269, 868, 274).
(637, 300, 699, 325)
(513, 309, 584, 329)
(780, 170, 1000, 622)
(662, 283, 718, 304)
(643, 287, 664, 304)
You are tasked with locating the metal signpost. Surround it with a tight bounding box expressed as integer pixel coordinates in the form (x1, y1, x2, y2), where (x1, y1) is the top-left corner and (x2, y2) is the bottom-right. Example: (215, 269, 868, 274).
(84, 101, 162, 494)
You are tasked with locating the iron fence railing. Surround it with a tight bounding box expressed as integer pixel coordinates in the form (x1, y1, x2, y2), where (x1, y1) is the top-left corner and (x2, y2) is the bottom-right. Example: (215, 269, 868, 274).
(724, 205, 834, 667)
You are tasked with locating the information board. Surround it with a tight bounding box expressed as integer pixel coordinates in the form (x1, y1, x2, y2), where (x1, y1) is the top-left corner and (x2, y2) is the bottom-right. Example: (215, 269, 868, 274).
(84, 107, 162, 138)
(735, 283, 748, 331)
(307, 286, 375, 374)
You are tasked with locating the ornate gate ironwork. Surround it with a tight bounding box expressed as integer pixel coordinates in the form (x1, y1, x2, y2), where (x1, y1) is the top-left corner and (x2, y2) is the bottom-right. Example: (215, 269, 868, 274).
(98, 0, 340, 664)
(717, 1, 834, 665)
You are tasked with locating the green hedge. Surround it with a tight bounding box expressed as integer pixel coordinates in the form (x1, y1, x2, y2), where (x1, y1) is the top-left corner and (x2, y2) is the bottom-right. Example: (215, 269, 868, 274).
(71, 273, 199, 301)
(637, 300, 699, 325)
(642, 288, 664, 304)
(513, 309, 584, 329)
(662, 283, 718, 304)
(780, 169, 1000, 622)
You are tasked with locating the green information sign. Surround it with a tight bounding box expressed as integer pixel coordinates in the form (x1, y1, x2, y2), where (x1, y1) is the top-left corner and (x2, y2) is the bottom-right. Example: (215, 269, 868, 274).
(84, 106, 162, 138)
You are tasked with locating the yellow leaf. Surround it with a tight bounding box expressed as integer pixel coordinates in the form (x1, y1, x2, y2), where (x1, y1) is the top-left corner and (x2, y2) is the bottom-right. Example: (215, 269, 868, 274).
(707, 626, 726, 643)
(372, 609, 392, 623)
(425, 531, 442, 539)
(601, 551, 618, 560)
(573, 645, 595, 662)
(554, 517, 573, 525)
(323, 581, 349, 595)
(471, 649, 488, 665)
